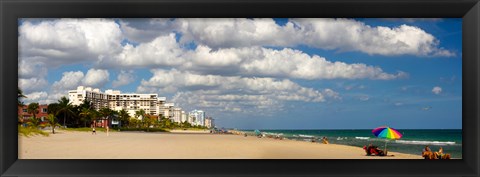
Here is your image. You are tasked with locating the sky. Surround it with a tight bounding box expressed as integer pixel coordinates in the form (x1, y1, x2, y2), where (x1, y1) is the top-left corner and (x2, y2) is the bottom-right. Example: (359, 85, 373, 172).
(18, 18, 462, 129)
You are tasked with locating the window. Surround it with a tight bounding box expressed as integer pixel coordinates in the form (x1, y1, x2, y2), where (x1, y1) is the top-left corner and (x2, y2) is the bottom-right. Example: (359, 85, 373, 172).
(42, 108, 47, 113)
(22, 109, 27, 112)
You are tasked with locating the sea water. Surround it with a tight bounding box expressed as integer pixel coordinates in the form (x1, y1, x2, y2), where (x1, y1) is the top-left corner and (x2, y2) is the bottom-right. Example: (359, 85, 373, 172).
(241, 129, 462, 159)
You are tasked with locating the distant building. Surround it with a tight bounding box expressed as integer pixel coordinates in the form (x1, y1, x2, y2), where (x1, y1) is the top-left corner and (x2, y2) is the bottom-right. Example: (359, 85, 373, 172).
(162, 103, 175, 120)
(172, 107, 183, 123)
(181, 111, 187, 123)
(188, 114, 195, 125)
(205, 117, 214, 128)
(18, 104, 49, 121)
(189, 110, 205, 126)
(66, 86, 206, 127)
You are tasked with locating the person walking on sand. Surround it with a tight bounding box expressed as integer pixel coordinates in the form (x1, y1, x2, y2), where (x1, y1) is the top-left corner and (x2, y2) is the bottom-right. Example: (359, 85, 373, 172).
(92, 127, 96, 135)
(106, 126, 109, 136)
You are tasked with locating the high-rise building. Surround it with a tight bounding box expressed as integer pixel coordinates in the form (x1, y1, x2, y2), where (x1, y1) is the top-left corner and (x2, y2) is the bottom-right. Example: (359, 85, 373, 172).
(189, 110, 205, 126)
(181, 111, 187, 123)
(68, 86, 166, 118)
(205, 117, 215, 128)
(172, 107, 183, 123)
(162, 103, 175, 120)
(188, 114, 195, 125)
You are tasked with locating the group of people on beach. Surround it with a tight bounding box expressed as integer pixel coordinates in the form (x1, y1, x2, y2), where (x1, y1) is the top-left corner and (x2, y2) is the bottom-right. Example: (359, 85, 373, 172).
(422, 145, 450, 159)
(363, 144, 451, 159)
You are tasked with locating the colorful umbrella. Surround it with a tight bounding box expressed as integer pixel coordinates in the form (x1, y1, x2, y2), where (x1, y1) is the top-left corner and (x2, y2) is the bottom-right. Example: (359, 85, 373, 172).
(372, 126, 403, 153)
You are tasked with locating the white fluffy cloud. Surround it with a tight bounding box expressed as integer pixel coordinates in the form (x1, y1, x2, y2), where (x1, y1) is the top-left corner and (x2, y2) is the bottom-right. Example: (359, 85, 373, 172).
(82, 69, 110, 87)
(289, 19, 454, 57)
(18, 18, 453, 110)
(138, 69, 340, 114)
(432, 86, 442, 95)
(119, 18, 178, 43)
(19, 18, 123, 67)
(23, 92, 49, 103)
(18, 77, 49, 93)
(52, 71, 85, 91)
(236, 47, 408, 80)
(43, 69, 108, 104)
(112, 70, 135, 88)
(100, 37, 405, 80)
(175, 18, 454, 57)
(101, 33, 185, 68)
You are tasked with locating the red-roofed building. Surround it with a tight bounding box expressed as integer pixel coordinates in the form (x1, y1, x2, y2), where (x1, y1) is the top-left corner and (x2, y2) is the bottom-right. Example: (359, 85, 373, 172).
(18, 104, 49, 121)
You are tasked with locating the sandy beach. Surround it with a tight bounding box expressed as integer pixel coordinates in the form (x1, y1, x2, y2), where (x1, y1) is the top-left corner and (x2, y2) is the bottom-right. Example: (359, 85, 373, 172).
(19, 131, 422, 159)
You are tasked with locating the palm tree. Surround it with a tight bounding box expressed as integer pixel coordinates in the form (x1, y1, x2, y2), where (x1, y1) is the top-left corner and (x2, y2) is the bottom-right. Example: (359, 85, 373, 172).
(45, 114, 60, 134)
(79, 107, 92, 127)
(57, 96, 74, 128)
(134, 109, 146, 121)
(27, 116, 41, 128)
(18, 87, 27, 106)
(143, 114, 154, 132)
(27, 102, 39, 121)
(99, 108, 116, 128)
(118, 109, 130, 128)
(90, 109, 100, 128)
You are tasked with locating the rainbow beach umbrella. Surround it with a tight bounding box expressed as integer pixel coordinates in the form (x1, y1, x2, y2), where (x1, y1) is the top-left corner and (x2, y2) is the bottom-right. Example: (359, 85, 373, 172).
(372, 126, 403, 153)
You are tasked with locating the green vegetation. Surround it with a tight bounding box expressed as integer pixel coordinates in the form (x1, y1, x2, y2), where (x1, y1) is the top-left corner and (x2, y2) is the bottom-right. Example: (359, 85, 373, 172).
(18, 125, 49, 137)
(18, 87, 26, 107)
(27, 102, 39, 121)
(45, 114, 61, 134)
(18, 89, 210, 134)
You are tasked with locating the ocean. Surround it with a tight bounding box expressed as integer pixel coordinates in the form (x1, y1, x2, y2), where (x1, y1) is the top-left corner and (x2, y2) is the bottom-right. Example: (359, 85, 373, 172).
(240, 129, 462, 159)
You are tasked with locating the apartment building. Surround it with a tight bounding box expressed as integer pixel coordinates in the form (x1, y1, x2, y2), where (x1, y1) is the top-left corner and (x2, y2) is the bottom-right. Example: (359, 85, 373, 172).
(205, 117, 215, 128)
(68, 86, 166, 118)
(189, 109, 205, 126)
(18, 104, 49, 121)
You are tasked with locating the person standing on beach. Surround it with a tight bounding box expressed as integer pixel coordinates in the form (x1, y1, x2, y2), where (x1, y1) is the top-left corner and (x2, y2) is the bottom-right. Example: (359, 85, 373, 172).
(106, 126, 109, 136)
(92, 127, 96, 135)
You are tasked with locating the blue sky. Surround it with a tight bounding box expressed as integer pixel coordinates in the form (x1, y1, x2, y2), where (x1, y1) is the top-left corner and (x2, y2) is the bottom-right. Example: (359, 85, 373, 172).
(18, 18, 462, 129)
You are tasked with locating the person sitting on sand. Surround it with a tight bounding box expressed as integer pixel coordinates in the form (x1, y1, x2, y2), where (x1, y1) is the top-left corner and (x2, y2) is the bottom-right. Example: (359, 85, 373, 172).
(422, 145, 431, 155)
(364, 144, 387, 156)
(423, 145, 431, 153)
(363, 145, 371, 156)
(422, 145, 434, 159)
(321, 137, 329, 144)
(435, 147, 444, 159)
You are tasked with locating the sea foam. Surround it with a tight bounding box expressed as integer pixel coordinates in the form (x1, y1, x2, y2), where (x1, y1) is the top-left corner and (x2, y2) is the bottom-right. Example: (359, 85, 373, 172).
(355, 137, 370, 140)
(395, 140, 456, 145)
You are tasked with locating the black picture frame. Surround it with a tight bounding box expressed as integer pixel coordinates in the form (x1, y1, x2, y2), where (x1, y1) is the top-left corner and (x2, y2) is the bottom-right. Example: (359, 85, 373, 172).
(1, 0, 479, 176)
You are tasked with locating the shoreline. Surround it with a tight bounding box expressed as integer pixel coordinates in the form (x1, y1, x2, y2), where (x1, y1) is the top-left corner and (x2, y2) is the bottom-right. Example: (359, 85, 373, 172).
(19, 130, 422, 159)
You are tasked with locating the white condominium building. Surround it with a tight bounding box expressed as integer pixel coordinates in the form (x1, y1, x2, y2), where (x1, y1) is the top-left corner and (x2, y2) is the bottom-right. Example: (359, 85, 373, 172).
(162, 103, 175, 120)
(181, 111, 187, 123)
(189, 109, 205, 126)
(205, 117, 214, 128)
(68, 86, 166, 118)
(172, 107, 183, 123)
